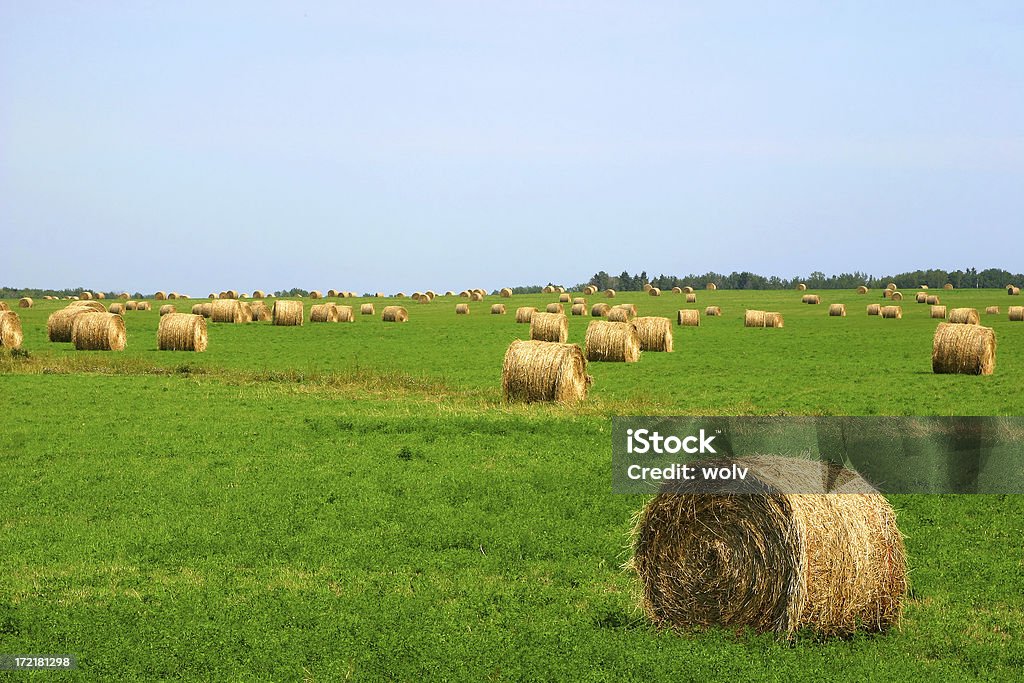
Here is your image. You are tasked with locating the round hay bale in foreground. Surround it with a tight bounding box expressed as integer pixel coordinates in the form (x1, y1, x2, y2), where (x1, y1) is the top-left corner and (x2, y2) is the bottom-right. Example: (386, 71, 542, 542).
(985, 306, 999, 315)
(159, 304, 176, 316)
(796, 283, 807, 291)
(109, 303, 126, 315)
(632, 316, 673, 352)
(72, 313, 126, 351)
(546, 302, 564, 314)
(890, 292, 903, 301)
(585, 320, 639, 362)
(18, 297, 32, 308)
(944, 283, 954, 290)
(310, 303, 339, 323)
(361, 303, 375, 315)
(558, 293, 571, 303)
(649, 287, 661, 297)
(492, 303, 507, 315)
(926, 295, 940, 305)
(677, 309, 700, 326)
(604, 289, 616, 298)
(455, 303, 470, 315)
(856, 286, 868, 294)
(211, 299, 245, 323)
(502, 340, 590, 403)
(932, 323, 995, 375)
(382, 306, 408, 322)
(866, 304, 881, 316)
(47, 307, 100, 342)
(591, 303, 611, 317)
(336, 305, 355, 322)
(948, 308, 980, 325)
(0, 312, 24, 350)
(500, 288, 513, 298)
(931, 305, 947, 319)
(881, 306, 902, 319)
(515, 307, 536, 323)
(629, 455, 907, 637)
(158, 313, 208, 352)
(1008, 306, 1024, 321)
(529, 312, 568, 343)
(125, 301, 138, 311)
(915, 292, 928, 304)
(570, 303, 586, 316)
(705, 306, 721, 317)
(249, 301, 271, 321)
(828, 303, 846, 317)
(801, 294, 821, 304)
(273, 300, 304, 326)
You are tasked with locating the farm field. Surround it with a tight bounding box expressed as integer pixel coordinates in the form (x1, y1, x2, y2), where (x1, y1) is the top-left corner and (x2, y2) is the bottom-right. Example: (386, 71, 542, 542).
(1, 289, 1022, 680)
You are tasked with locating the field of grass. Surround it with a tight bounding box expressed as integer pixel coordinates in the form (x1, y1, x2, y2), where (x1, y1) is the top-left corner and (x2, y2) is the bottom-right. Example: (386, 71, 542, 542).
(1, 290, 1022, 680)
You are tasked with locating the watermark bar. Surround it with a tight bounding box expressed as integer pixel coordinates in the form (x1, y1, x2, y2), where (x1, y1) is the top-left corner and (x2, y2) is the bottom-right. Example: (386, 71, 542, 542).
(0, 654, 78, 670)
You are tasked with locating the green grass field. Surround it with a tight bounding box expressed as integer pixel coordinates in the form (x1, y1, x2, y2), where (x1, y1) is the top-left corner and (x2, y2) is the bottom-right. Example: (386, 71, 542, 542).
(1, 290, 1022, 680)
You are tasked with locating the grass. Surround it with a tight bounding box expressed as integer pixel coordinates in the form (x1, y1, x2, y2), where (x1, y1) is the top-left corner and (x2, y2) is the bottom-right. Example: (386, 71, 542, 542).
(1, 290, 1022, 680)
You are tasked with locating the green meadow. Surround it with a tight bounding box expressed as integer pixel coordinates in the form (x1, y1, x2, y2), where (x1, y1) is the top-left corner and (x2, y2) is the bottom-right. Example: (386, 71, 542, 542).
(1, 289, 1022, 680)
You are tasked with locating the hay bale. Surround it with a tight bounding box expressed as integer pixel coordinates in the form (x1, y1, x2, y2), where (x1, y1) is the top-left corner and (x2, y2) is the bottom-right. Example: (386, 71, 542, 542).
(920, 285, 929, 289)
(253, 290, 265, 298)
(985, 306, 1000, 315)
(96, 292, 106, 300)
(72, 313, 126, 351)
(828, 304, 846, 317)
(1007, 286, 1020, 296)
(492, 304, 507, 315)
(632, 316, 673, 352)
(677, 309, 700, 326)
(915, 292, 928, 303)
(944, 284, 953, 290)
(583, 286, 597, 295)
(109, 303, 126, 315)
(455, 303, 470, 315)
(529, 312, 568, 343)
(125, 301, 138, 311)
(542, 285, 555, 294)
(706, 283, 717, 291)
(643, 284, 653, 292)
(81, 291, 93, 300)
(411, 292, 423, 301)
(361, 303, 375, 315)
(948, 308, 980, 325)
(470, 292, 484, 302)
(744, 310, 784, 328)
(931, 305, 947, 319)
(159, 304, 176, 316)
(801, 294, 821, 304)
(607, 307, 632, 323)
(396, 292, 407, 298)
(604, 289, 616, 298)
(273, 300, 304, 326)
(310, 290, 322, 299)
(685, 293, 697, 303)
(584, 321, 640, 362)
(866, 304, 881, 316)
(500, 288, 513, 298)
(882, 290, 892, 299)
(705, 306, 721, 316)
(336, 305, 355, 322)
(382, 306, 408, 322)
(226, 290, 239, 299)
(327, 289, 339, 298)
(425, 290, 437, 299)
(890, 292, 903, 301)
(1008, 306, 1023, 321)
(857, 286, 868, 294)
(137, 302, 152, 311)
(926, 295, 940, 305)
(515, 307, 537, 323)
(887, 282, 897, 291)
(47, 307, 100, 342)
(154, 291, 166, 300)
(682, 286, 694, 294)
(591, 303, 611, 317)
(556, 293, 570, 303)
(796, 283, 807, 291)
(120, 292, 131, 299)
(932, 323, 995, 375)
(649, 287, 661, 297)
(570, 303, 586, 316)
(310, 303, 339, 323)
(502, 339, 590, 403)
(249, 301, 271, 321)
(546, 302, 564, 314)
(629, 455, 907, 637)
(881, 306, 902, 319)
(200, 303, 212, 318)
(191, 304, 203, 315)
(671, 287, 682, 294)
(157, 313, 208, 352)
(211, 299, 245, 323)
(0, 312, 23, 350)
(18, 297, 32, 308)
(573, 297, 586, 305)
(458, 291, 469, 298)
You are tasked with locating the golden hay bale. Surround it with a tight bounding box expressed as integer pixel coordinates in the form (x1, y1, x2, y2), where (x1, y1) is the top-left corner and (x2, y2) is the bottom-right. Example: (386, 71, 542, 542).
(336, 305, 355, 322)
(0, 312, 24, 350)
(382, 306, 408, 322)
(157, 313, 208, 352)
(273, 300, 304, 326)
(418, 294, 432, 304)
(500, 288, 513, 298)
(529, 312, 568, 343)
(252, 290, 265, 299)
(109, 303, 126, 315)
(470, 292, 484, 302)
(705, 306, 721, 316)
(120, 292, 131, 299)
(361, 303, 375, 315)
(226, 290, 239, 299)
(1008, 306, 1024, 321)
(857, 286, 868, 294)
(502, 339, 590, 403)
(1007, 286, 1020, 296)
(309, 290, 322, 299)
(744, 310, 784, 328)
(948, 308, 980, 325)
(137, 301, 152, 311)
(882, 290, 892, 299)
(542, 285, 555, 294)
(412, 292, 423, 301)
(931, 305, 947, 319)
(828, 304, 846, 317)
(492, 304, 507, 315)
(796, 283, 807, 291)
(570, 303, 586, 316)
(96, 292, 105, 300)
(310, 303, 339, 323)
(881, 306, 902, 319)
(632, 316, 673, 351)
(572, 297, 586, 305)
(985, 306, 999, 315)
(920, 284, 929, 289)
(649, 287, 661, 297)
(249, 301, 271, 321)
(605, 289, 616, 298)
(671, 287, 682, 294)
(239, 302, 253, 323)
(154, 291, 166, 300)
(583, 285, 598, 295)
(584, 321, 640, 362)
(682, 286, 694, 294)
(926, 295, 940, 305)
(890, 292, 903, 301)
(211, 299, 245, 323)
(887, 282, 897, 291)
(546, 302, 565, 314)
(677, 309, 700, 326)
(443, 291, 454, 297)
(643, 283, 653, 292)
(47, 307, 100, 342)
(607, 307, 632, 323)
(629, 455, 907, 637)
(943, 283, 954, 290)
(71, 300, 107, 312)
(557, 293, 571, 303)
(200, 303, 213, 318)
(395, 292, 407, 298)
(81, 291, 93, 300)
(706, 283, 717, 291)
(458, 291, 469, 298)
(327, 289, 339, 298)
(425, 290, 436, 299)
(18, 297, 33, 308)
(915, 292, 928, 304)
(932, 323, 995, 375)
(125, 301, 138, 311)
(591, 303, 611, 317)
(455, 303, 470, 315)
(686, 293, 697, 303)
(515, 307, 537, 323)
(72, 313, 126, 351)
(191, 304, 203, 315)
(801, 294, 821, 304)
(866, 304, 881, 316)
(159, 304, 176, 316)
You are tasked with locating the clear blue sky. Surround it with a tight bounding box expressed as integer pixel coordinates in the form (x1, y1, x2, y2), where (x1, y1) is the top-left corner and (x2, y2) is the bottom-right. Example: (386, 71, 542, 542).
(2, 2, 1021, 294)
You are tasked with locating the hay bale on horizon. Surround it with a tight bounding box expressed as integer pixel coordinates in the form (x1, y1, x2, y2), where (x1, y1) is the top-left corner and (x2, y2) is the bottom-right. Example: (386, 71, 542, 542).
(470, 292, 484, 302)
(867, 304, 881, 316)
(570, 303, 586, 316)
(542, 285, 555, 294)
(881, 306, 902, 319)
(500, 288, 513, 298)
(677, 309, 700, 326)
(309, 290, 323, 299)
(530, 312, 568, 343)
(632, 316, 673, 352)
(310, 303, 339, 323)
(252, 290, 265, 298)
(828, 303, 846, 317)
(159, 304, 176, 316)
(455, 303, 470, 315)
(382, 306, 408, 322)
(158, 313, 208, 352)
(948, 308, 980, 325)
(629, 455, 907, 637)
(154, 291, 166, 300)
(686, 293, 697, 303)
(705, 306, 721, 316)
(515, 306, 537, 323)
(327, 289, 339, 298)
(926, 295, 940, 305)
(682, 286, 694, 294)
(72, 313, 126, 351)
(546, 302, 564, 314)
(1008, 306, 1023, 321)
(81, 292, 94, 300)
(502, 339, 590, 403)
(226, 290, 239, 299)
(604, 289, 616, 298)
(585, 320, 640, 362)
(273, 300, 304, 326)
(0, 312, 23, 350)
(706, 283, 717, 291)
(932, 323, 995, 375)
(120, 292, 131, 299)
(361, 303, 375, 315)
(492, 303, 507, 315)
(47, 307, 100, 342)
(591, 303, 611, 317)
(95, 292, 106, 300)
(856, 286, 868, 294)
(943, 284, 954, 290)
(931, 305, 947, 319)
(18, 297, 33, 308)
(887, 282, 897, 291)
(796, 283, 807, 291)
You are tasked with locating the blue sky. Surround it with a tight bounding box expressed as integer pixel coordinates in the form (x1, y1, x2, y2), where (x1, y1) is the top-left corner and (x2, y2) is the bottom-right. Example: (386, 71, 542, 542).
(2, 2, 1021, 294)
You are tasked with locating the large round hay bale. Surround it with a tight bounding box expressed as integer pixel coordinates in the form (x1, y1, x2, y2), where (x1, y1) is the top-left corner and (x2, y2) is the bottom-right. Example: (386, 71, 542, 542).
(458, 291, 469, 298)
(72, 313, 126, 351)
(682, 286, 694, 294)
(470, 292, 484, 302)
(137, 301, 152, 311)
(930, 305, 947, 319)
(685, 293, 697, 303)
(705, 306, 721, 317)
(71, 300, 107, 312)
(120, 292, 131, 299)
(642, 283, 653, 292)
(95, 292, 106, 300)
(796, 283, 807, 291)
(856, 286, 868, 294)
(157, 313, 208, 352)
(211, 299, 245, 323)
(529, 312, 568, 343)
(671, 287, 682, 294)
(411, 292, 423, 302)
(572, 297, 586, 305)
(926, 295, 940, 305)
(881, 306, 902, 319)
(154, 291, 166, 300)
(18, 297, 32, 308)
(252, 290, 265, 299)
(1008, 306, 1024, 321)
(425, 290, 436, 299)
(273, 300, 304, 326)
(557, 293, 570, 303)
(190, 304, 203, 315)
(542, 285, 555, 294)
(948, 308, 980, 325)
(604, 289, 616, 298)
(607, 307, 632, 323)
(515, 306, 536, 323)
(677, 309, 700, 326)
(985, 306, 1000, 315)
(546, 302, 564, 314)
(226, 290, 239, 299)
(866, 304, 881, 316)
(238, 302, 253, 323)
(159, 304, 176, 316)
(125, 301, 138, 311)
(395, 292, 407, 299)
(744, 310, 784, 328)
(47, 307, 100, 342)
(632, 316, 673, 351)
(361, 303, 375, 316)
(583, 285, 597, 296)
(502, 340, 589, 403)
(382, 306, 408, 322)
(882, 290, 892, 299)
(81, 291, 93, 300)
(199, 303, 212, 318)
(455, 303, 470, 315)
(327, 289, 339, 298)
(705, 283, 717, 291)
(109, 303, 126, 315)
(585, 321, 638, 362)
(1008, 286, 1020, 296)
(310, 303, 339, 323)
(932, 323, 995, 375)
(570, 303, 586, 316)
(309, 290, 322, 299)
(915, 292, 928, 304)
(887, 282, 897, 291)
(801, 294, 821, 304)
(336, 305, 355, 322)
(648, 287, 661, 297)
(249, 301, 271, 321)
(491, 304, 507, 315)
(629, 455, 906, 636)
(500, 288, 513, 298)
(943, 283, 954, 290)
(0, 312, 23, 350)
(828, 303, 846, 317)
(591, 303, 610, 317)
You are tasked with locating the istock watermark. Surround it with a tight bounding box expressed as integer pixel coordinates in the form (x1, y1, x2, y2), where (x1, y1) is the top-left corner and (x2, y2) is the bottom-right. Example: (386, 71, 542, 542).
(612, 416, 1024, 494)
